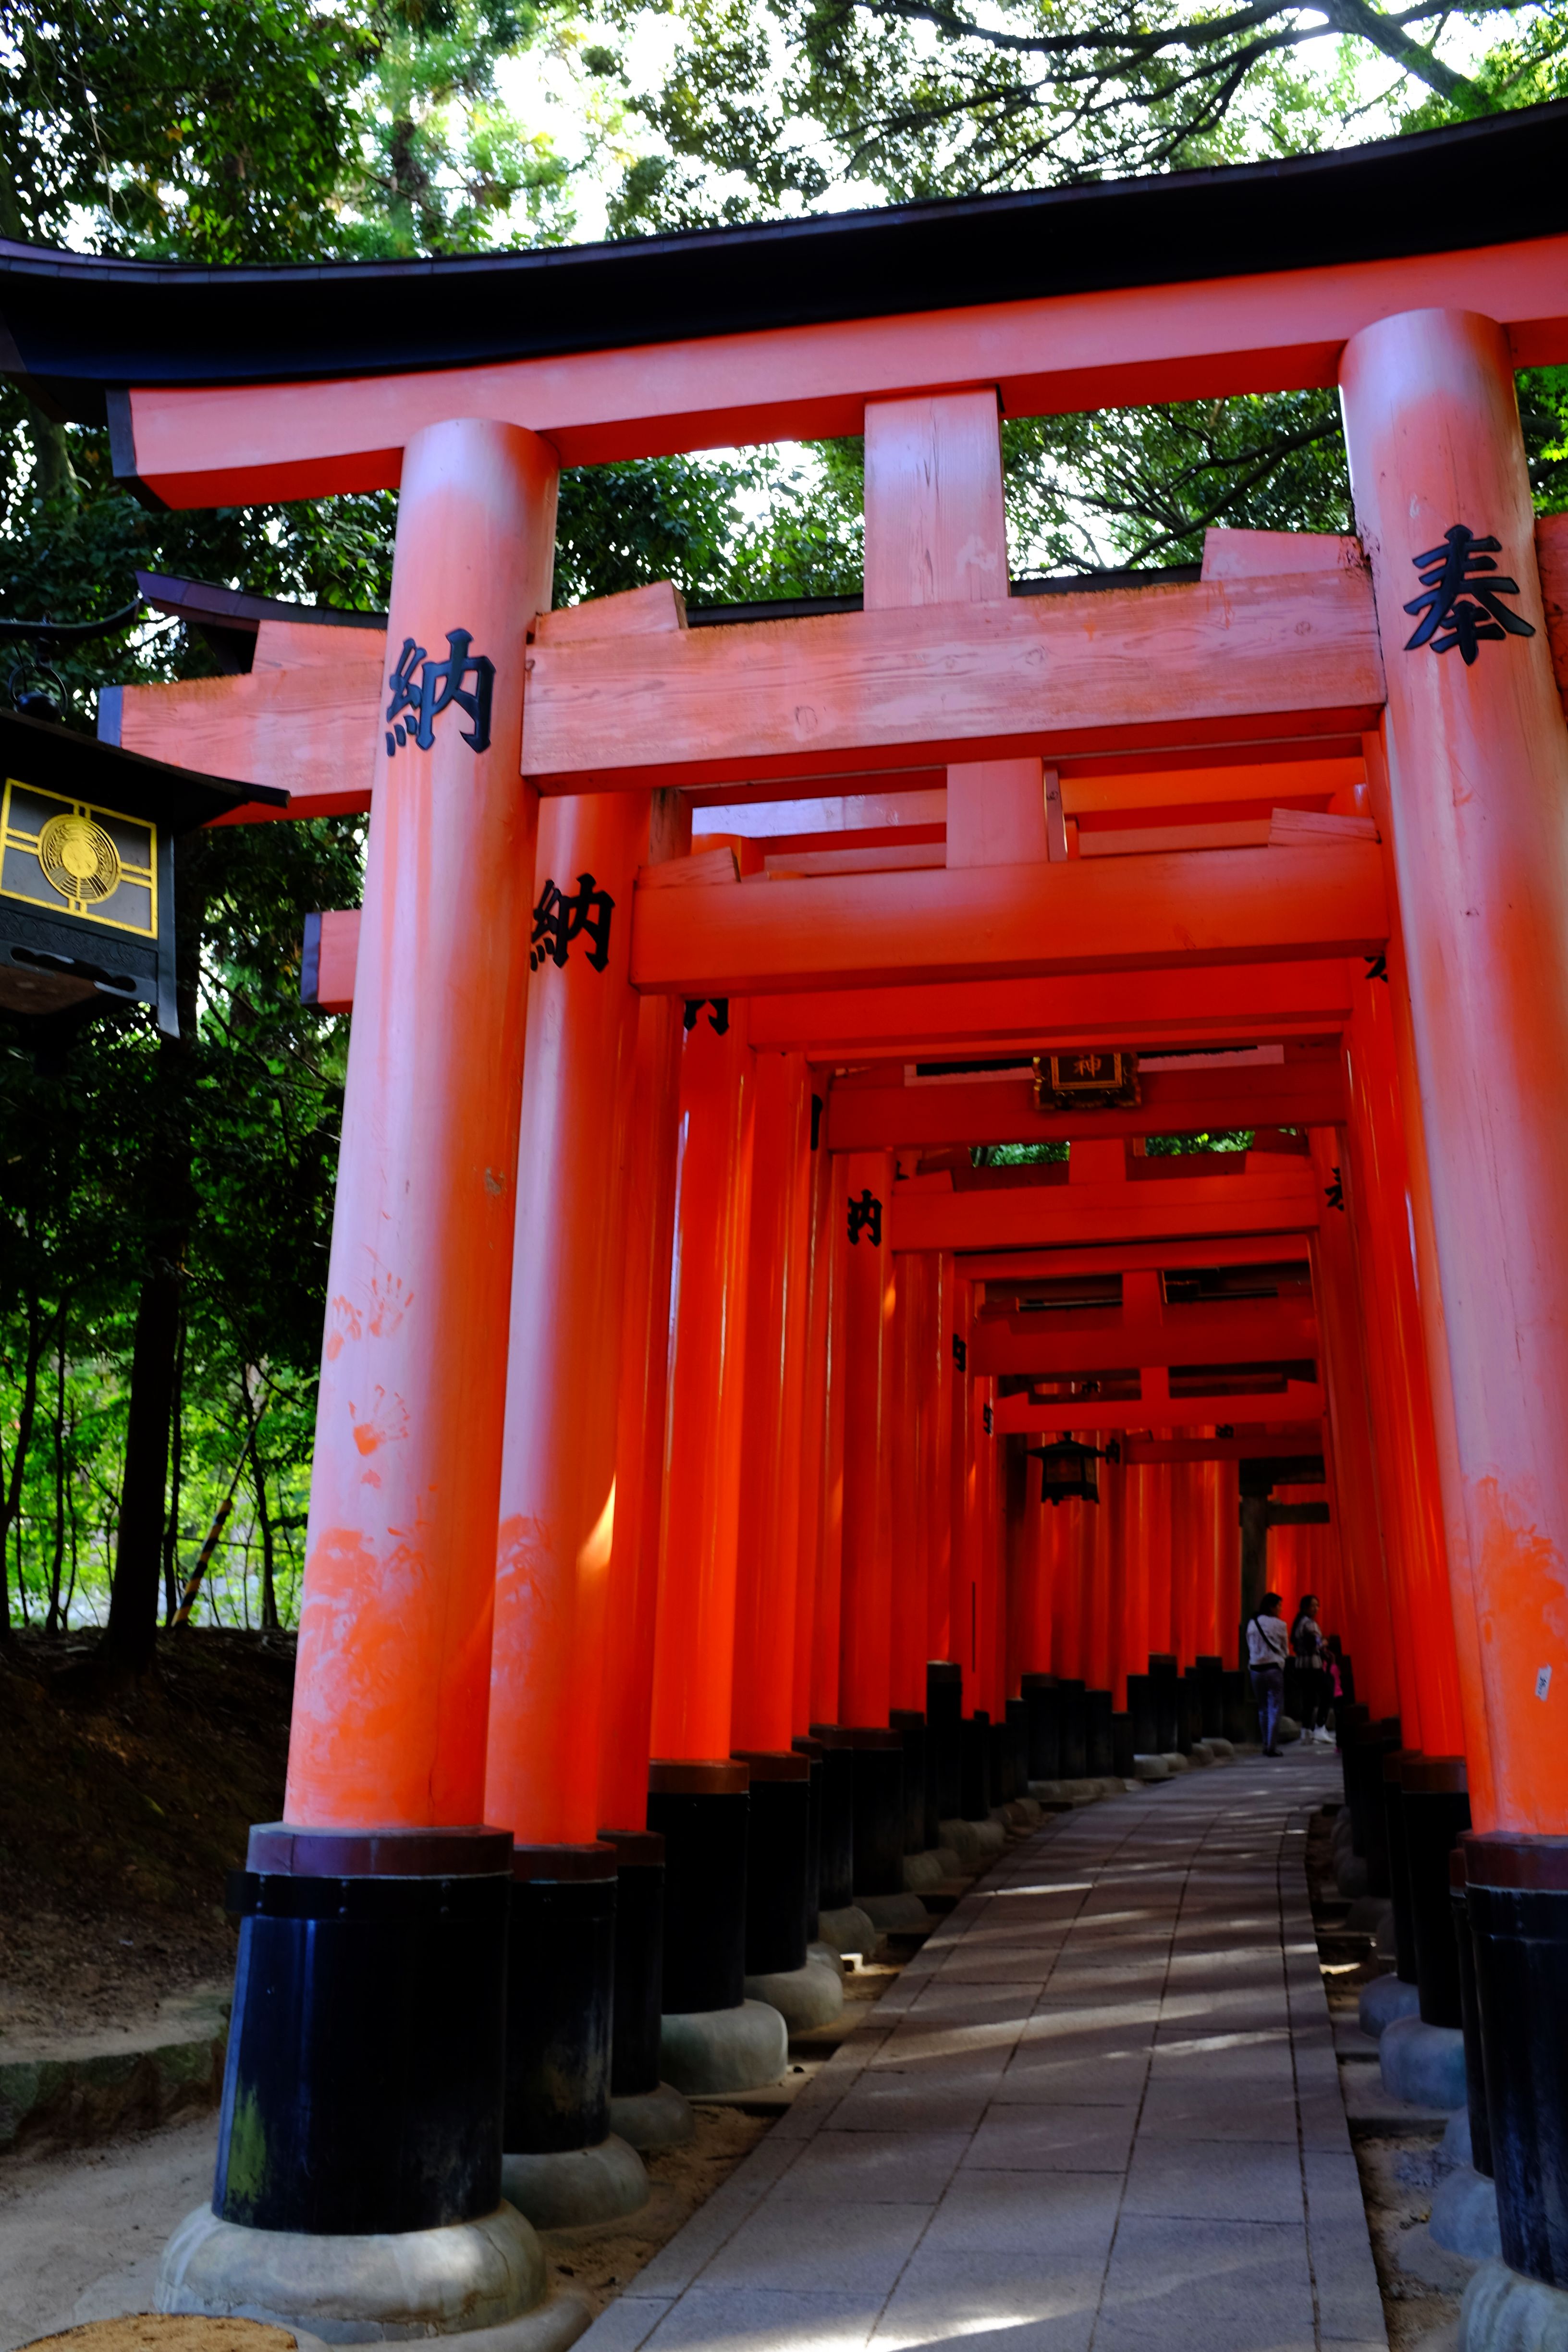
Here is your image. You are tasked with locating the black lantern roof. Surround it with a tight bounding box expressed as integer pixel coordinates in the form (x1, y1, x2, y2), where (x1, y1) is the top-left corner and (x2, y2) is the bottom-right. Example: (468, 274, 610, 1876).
(0, 704, 287, 1031)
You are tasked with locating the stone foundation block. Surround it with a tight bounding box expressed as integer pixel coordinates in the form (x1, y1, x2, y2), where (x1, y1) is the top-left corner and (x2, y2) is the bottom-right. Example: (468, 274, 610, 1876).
(1381, 2014, 1468, 2110)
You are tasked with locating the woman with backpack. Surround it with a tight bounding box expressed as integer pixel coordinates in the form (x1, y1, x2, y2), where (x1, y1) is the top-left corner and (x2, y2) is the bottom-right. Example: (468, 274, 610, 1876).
(1246, 1592, 1289, 1755)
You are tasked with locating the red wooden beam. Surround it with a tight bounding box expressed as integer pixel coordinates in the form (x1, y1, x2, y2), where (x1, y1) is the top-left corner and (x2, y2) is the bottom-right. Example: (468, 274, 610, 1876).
(825, 1059, 1346, 1149)
(964, 1236, 1312, 1281)
(120, 233, 1568, 505)
(994, 1383, 1324, 1433)
(969, 1298, 1317, 1376)
(752, 963, 1356, 1054)
(1122, 1428, 1322, 1462)
(631, 844, 1385, 997)
(524, 571, 1384, 791)
(892, 1161, 1322, 1251)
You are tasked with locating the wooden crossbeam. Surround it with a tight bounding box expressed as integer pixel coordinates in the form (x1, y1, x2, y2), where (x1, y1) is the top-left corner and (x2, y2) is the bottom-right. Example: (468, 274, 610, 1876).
(825, 1059, 1346, 1149)
(963, 1236, 1312, 1281)
(994, 1384, 1325, 1434)
(119, 232, 1568, 504)
(969, 1297, 1317, 1377)
(631, 845, 1385, 997)
(525, 571, 1384, 791)
(892, 1162, 1322, 1251)
(750, 964, 1356, 1054)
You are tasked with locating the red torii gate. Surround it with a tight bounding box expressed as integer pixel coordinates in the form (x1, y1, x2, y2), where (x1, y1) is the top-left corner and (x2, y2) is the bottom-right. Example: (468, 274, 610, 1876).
(10, 98, 1568, 2343)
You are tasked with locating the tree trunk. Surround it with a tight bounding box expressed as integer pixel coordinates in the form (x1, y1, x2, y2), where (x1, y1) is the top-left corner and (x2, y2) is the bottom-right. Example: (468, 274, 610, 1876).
(100, 1263, 183, 1675)
(162, 1311, 186, 1624)
(47, 1318, 67, 1633)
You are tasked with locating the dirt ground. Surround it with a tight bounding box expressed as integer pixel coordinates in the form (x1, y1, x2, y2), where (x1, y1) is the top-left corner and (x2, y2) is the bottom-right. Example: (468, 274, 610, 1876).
(0, 1632, 294, 2047)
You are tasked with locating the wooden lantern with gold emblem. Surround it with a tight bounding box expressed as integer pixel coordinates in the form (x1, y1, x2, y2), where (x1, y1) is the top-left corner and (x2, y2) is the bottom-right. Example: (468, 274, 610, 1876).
(0, 707, 285, 1033)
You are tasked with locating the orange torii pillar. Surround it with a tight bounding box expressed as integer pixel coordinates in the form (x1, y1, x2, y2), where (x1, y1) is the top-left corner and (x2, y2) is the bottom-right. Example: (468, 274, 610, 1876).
(1009, 1434, 1057, 1790)
(1343, 967, 1478, 2039)
(1117, 1458, 1155, 1755)
(806, 1151, 854, 1920)
(1092, 1434, 1121, 1776)
(1020, 1476, 1069, 1784)
(835, 1148, 906, 1907)
(208, 421, 554, 2265)
(1309, 1135, 1402, 1729)
(799, 1091, 846, 1919)
(891, 1253, 938, 1859)
(924, 1254, 964, 1831)
(1344, 310, 1568, 2284)
(646, 1000, 787, 2094)
(597, 965, 688, 2146)
(483, 786, 653, 2221)
(731, 1049, 835, 2025)
(1050, 1485, 1088, 1778)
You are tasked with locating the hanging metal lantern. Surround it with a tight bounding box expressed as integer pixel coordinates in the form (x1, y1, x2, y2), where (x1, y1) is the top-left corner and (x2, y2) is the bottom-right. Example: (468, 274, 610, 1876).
(0, 704, 285, 1033)
(1026, 1434, 1121, 1505)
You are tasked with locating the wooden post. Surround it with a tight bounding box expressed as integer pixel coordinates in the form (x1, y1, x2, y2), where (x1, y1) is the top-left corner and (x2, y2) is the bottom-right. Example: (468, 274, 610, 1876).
(792, 1096, 834, 1740)
(597, 978, 687, 1834)
(1342, 975, 1467, 1753)
(732, 1050, 814, 1756)
(286, 417, 555, 1830)
(839, 1149, 896, 1728)
(1341, 308, 1568, 1829)
(1309, 1129, 1403, 1725)
(486, 789, 650, 1849)
(649, 1003, 756, 1763)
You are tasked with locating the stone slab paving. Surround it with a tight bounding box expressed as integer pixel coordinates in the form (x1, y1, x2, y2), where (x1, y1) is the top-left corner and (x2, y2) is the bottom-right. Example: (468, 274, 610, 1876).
(581, 1743, 1385, 2352)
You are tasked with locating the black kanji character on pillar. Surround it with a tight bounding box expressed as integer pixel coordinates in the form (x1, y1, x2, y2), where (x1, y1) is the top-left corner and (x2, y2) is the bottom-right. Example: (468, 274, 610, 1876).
(530, 871, 615, 972)
(385, 629, 496, 755)
(682, 998, 730, 1035)
(1325, 1166, 1345, 1212)
(847, 1189, 882, 1247)
(1403, 527, 1536, 666)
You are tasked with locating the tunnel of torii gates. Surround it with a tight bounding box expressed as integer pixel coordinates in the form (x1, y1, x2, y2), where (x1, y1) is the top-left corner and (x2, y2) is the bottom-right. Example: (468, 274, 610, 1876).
(10, 94, 1568, 2338)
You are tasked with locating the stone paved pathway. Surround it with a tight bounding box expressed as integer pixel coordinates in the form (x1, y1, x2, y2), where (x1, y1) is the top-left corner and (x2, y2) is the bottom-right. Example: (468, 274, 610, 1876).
(585, 1743, 1384, 2352)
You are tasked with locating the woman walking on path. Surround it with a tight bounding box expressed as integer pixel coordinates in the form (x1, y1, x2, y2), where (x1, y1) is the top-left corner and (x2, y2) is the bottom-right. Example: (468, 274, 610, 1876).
(1247, 1591, 1289, 1755)
(1291, 1593, 1333, 1743)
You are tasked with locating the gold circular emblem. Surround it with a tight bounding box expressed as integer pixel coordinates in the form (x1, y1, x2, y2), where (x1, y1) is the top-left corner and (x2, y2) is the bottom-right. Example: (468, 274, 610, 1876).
(38, 813, 120, 904)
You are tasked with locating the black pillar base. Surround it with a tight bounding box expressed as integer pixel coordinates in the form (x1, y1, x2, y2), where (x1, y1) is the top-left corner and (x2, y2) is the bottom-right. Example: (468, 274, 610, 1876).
(1179, 1670, 1203, 1754)
(1380, 1753, 1421, 1986)
(1346, 1718, 1402, 1894)
(1466, 1833, 1568, 2288)
(1403, 1757, 1470, 2028)
(849, 1729, 906, 1897)
(810, 1728, 856, 1910)
(1450, 1847, 1493, 2180)
(505, 1843, 616, 2155)
(1112, 1712, 1134, 1777)
(890, 1710, 931, 1852)
(1221, 1669, 1251, 1746)
(1149, 1655, 1179, 1754)
(1336, 1703, 1372, 1822)
(793, 1735, 824, 1938)
(926, 1663, 964, 1821)
(988, 1715, 1012, 1805)
(1021, 1674, 1061, 1781)
(1057, 1680, 1087, 1778)
(1005, 1699, 1029, 1801)
(647, 1762, 749, 2014)
(960, 1710, 992, 1820)
(1126, 1674, 1158, 1757)
(1195, 1656, 1225, 1740)
(600, 1827, 665, 2099)
(734, 1750, 810, 1976)
(1084, 1690, 1114, 1777)
(215, 1823, 509, 2234)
